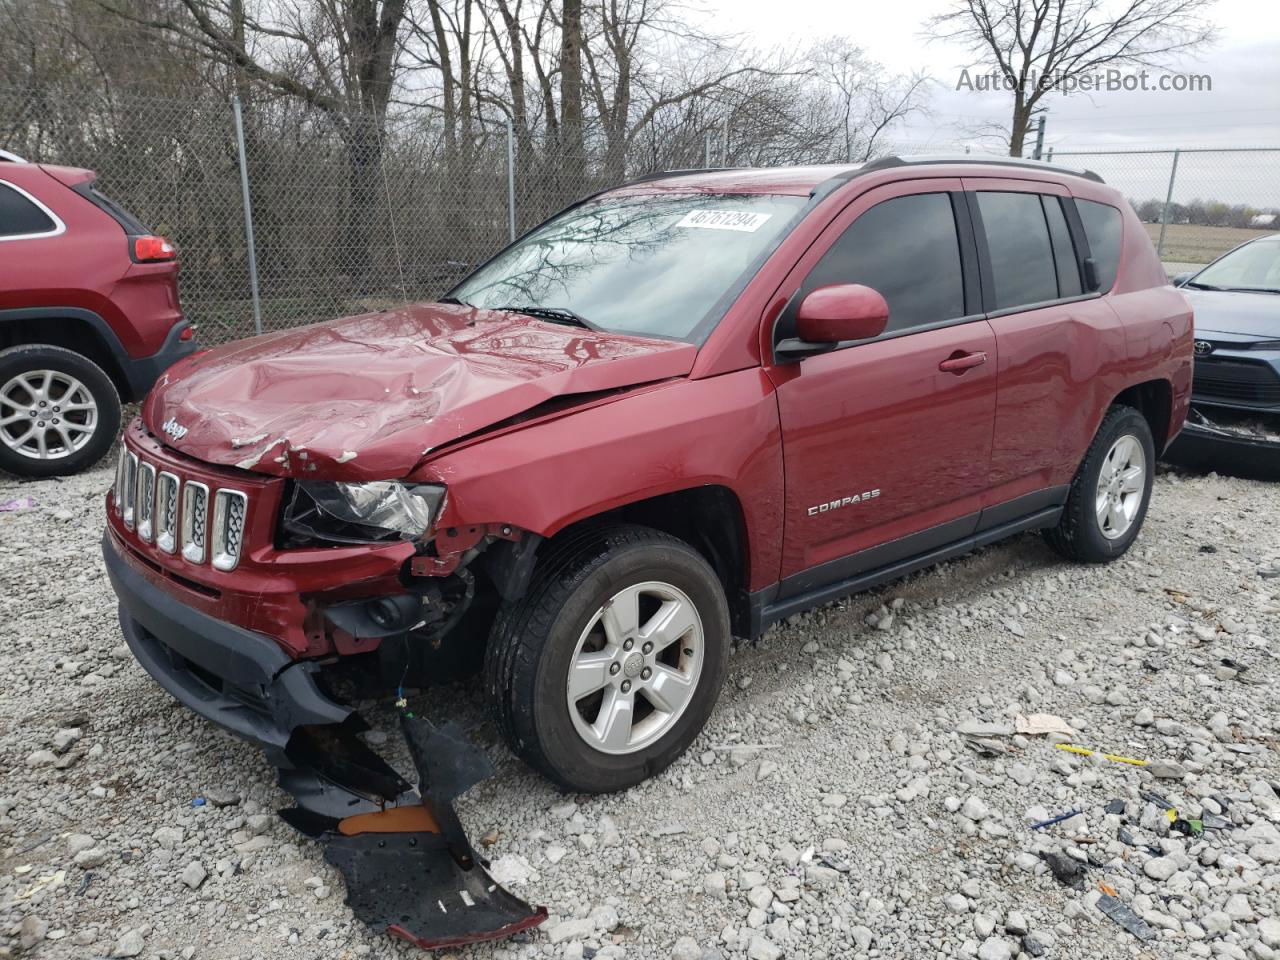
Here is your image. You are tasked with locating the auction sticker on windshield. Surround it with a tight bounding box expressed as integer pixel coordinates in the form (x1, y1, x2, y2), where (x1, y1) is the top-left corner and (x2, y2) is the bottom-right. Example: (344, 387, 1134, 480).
(676, 210, 773, 232)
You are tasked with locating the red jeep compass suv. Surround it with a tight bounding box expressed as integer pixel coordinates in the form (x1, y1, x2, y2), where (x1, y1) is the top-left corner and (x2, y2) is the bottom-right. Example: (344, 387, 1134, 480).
(0, 150, 194, 477)
(101, 156, 1192, 946)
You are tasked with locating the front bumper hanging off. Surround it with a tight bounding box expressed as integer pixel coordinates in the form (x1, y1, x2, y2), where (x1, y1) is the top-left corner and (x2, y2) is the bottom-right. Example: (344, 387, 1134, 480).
(102, 533, 547, 950)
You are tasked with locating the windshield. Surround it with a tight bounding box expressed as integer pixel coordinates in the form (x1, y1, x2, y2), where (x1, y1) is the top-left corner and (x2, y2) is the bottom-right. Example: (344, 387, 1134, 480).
(1189, 236, 1280, 293)
(450, 192, 807, 342)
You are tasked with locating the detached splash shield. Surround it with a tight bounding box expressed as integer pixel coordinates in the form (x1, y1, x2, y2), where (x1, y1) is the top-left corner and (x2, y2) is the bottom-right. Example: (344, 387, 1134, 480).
(280, 716, 547, 949)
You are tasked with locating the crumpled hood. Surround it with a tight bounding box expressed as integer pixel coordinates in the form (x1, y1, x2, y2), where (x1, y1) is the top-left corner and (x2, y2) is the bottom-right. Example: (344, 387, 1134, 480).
(143, 303, 696, 481)
(1183, 288, 1280, 339)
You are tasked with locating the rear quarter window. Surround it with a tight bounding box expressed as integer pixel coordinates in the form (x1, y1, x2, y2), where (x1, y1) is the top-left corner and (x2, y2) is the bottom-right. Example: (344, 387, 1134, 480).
(74, 184, 149, 236)
(0, 181, 60, 239)
(1077, 199, 1123, 293)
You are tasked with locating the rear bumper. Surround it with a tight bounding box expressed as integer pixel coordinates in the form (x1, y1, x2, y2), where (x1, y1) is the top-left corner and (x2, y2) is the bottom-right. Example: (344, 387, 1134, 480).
(102, 530, 350, 764)
(119, 320, 197, 401)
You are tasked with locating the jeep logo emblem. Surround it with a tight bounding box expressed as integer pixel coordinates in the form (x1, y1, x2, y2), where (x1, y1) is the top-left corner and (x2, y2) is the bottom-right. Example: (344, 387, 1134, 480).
(162, 417, 189, 440)
(623, 652, 644, 678)
(1193, 340, 1214, 356)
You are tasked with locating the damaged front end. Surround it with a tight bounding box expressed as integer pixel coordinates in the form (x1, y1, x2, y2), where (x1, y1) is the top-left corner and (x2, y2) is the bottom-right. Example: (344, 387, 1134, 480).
(102, 508, 547, 951)
(275, 530, 549, 949)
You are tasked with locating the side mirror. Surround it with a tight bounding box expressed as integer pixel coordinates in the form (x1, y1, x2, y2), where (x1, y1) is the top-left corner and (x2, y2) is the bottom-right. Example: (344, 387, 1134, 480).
(1171, 271, 1194, 287)
(777, 284, 889, 360)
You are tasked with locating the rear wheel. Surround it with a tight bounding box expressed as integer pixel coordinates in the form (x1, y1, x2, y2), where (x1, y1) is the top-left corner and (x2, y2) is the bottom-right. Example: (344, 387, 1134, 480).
(1044, 404, 1154, 562)
(0, 344, 121, 478)
(484, 524, 730, 793)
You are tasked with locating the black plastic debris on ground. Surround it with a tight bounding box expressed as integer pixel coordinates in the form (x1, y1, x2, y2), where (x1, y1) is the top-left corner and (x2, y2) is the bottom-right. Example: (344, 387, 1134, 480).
(1038, 851, 1088, 890)
(1097, 894, 1155, 941)
(279, 715, 546, 949)
(323, 828, 546, 949)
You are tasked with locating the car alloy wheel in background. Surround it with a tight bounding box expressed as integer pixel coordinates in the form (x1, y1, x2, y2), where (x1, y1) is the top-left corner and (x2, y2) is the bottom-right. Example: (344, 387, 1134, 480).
(0, 368, 99, 461)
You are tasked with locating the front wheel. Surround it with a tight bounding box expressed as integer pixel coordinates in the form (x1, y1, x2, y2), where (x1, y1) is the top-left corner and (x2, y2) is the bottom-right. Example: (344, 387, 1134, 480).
(484, 524, 730, 793)
(0, 344, 121, 478)
(1044, 404, 1155, 563)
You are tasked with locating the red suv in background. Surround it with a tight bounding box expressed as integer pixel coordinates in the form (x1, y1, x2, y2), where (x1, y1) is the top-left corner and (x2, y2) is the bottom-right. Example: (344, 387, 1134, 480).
(101, 156, 1193, 947)
(0, 150, 194, 477)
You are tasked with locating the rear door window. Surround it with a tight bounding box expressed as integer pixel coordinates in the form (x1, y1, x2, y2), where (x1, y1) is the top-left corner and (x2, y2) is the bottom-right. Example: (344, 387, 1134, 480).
(976, 191, 1058, 309)
(803, 192, 965, 335)
(1076, 199, 1123, 293)
(0, 182, 60, 239)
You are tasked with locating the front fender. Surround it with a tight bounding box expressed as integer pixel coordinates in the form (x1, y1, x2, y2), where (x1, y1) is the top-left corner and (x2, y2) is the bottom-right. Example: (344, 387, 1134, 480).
(412, 369, 784, 592)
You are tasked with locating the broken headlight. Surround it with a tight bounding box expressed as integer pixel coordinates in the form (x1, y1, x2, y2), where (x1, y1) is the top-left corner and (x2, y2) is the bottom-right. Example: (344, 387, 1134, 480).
(283, 481, 446, 546)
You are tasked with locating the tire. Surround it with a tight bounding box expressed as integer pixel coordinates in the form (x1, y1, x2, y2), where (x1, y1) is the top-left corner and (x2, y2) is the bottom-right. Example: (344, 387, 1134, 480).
(0, 344, 122, 479)
(1044, 404, 1155, 563)
(484, 523, 731, 793)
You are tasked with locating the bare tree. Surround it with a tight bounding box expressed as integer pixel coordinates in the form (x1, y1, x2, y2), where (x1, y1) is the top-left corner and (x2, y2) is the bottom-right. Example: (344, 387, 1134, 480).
(94, 0, 408, 277)
(810, 39, 930, 162)
(926, 0, 1216, 155)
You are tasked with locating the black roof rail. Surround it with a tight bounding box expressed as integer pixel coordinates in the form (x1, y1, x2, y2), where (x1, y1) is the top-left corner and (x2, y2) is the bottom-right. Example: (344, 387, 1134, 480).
(858, 153, 1104, 183)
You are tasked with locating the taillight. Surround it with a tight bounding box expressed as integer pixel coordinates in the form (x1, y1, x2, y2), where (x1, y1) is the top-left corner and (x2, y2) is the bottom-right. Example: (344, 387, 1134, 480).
(132, 235, 175, 263)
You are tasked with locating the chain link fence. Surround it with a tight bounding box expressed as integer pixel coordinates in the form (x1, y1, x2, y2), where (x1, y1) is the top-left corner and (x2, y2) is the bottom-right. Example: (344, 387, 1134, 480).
(1047, 147, 1280, 271)
(3, 88, 737, 343)
(4, 86, 1278, 344)
(3, 89, 522, 342)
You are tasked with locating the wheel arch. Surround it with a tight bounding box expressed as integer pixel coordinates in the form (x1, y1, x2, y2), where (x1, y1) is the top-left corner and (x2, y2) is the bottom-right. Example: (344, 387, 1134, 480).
(1112, 378, 1174, 454)
(494, 485, 754, 639)
(0, 308, 132, 399)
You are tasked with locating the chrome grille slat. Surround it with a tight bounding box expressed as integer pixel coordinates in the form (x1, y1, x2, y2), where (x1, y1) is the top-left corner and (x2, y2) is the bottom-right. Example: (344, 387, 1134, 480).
(211, 489, 248, 571)
(156, 471, 179, 554)
(123, 452, 138, 530)
(181, 481, 209, 564)
(113, 446, 127, 515)
(136, 462, 156, 542)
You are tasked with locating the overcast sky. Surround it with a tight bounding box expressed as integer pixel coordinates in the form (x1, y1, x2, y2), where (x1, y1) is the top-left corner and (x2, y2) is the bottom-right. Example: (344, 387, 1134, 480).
(717, 0, 1280, 152)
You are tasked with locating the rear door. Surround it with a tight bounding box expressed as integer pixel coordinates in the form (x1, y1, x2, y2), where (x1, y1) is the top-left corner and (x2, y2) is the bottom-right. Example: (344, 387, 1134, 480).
(765, 179, 998, 594)
(963, 178, 1128, 509)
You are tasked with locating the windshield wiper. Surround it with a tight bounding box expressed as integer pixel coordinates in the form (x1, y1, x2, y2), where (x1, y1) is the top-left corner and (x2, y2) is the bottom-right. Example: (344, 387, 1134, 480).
(438, 296, 469, 306)
(495, 305, 597, 330)
(1222, 286, 1280, 296)
(1182, 281, 1221, 291)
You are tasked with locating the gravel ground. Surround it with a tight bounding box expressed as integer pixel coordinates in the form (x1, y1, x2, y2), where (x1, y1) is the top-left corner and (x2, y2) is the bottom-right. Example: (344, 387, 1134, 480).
(2, 460, 1278, 960)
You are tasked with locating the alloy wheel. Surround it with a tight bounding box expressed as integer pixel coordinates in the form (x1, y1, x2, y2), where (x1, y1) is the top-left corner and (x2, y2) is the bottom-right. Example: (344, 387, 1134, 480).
(1094, 434, 1146, 540)
(0, 370, 99, 461)
(566, 580, 704, 755)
